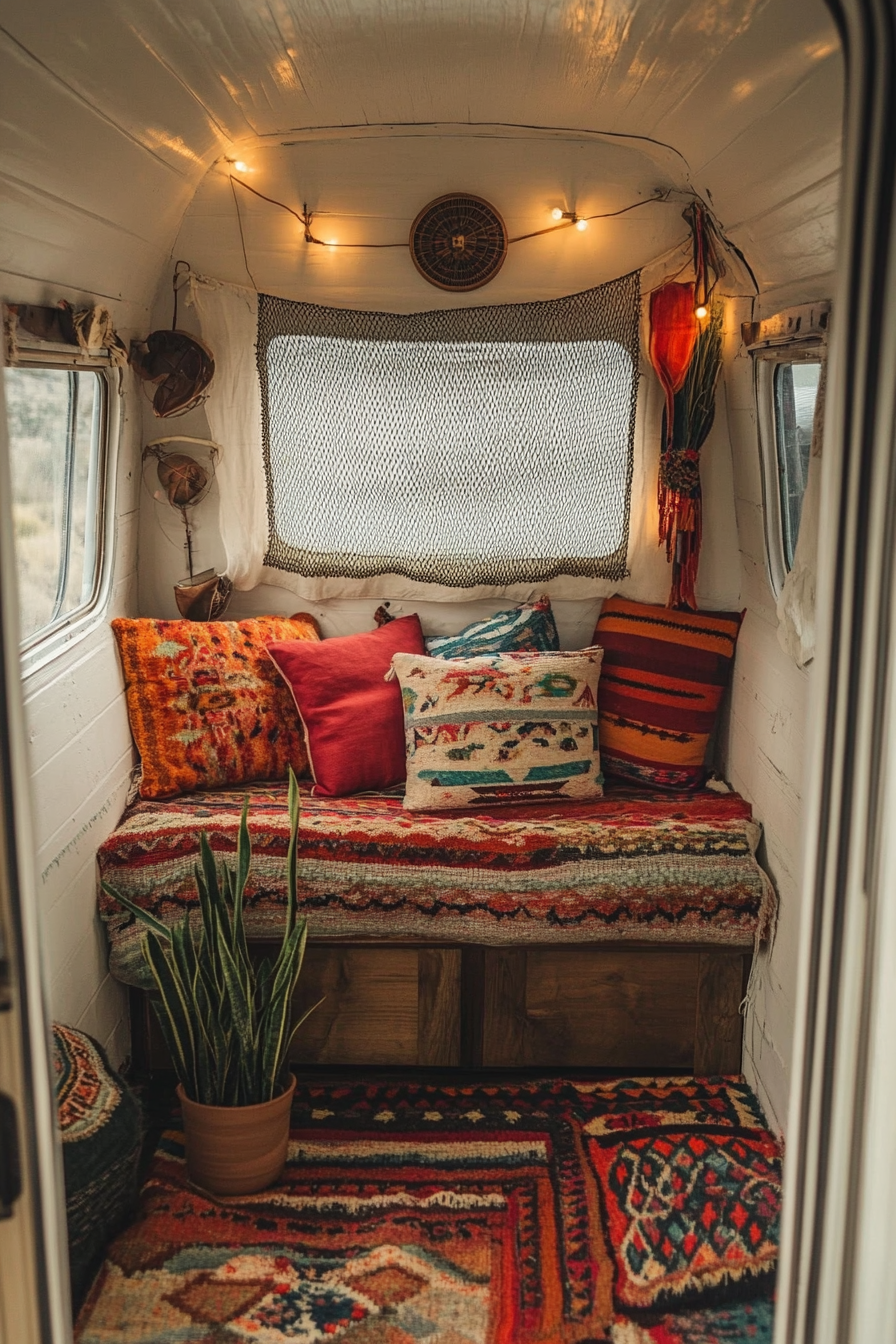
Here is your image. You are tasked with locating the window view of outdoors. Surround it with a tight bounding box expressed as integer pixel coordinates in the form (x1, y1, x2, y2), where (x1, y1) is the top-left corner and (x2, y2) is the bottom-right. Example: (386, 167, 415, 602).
(774, 360, 822, 570)
(2, 366, 102, 642)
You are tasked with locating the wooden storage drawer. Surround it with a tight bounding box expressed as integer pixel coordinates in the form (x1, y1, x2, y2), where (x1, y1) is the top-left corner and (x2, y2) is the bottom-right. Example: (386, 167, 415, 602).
(130, 941, 748, 1075)
(291, 946, 461, 1066)
(479, 946, 747, 1073)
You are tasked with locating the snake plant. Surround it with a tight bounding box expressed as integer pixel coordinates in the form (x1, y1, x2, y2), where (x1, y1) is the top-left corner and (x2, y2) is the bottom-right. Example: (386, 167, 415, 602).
(102, 768, 321, 1106)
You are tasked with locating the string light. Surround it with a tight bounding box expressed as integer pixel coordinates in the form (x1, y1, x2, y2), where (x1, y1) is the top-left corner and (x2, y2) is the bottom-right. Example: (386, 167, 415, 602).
(695, 304, 708, 318)
(224, 179, 752, 294)
(552, 208, 588, 230)
(233, 161, 250, 174)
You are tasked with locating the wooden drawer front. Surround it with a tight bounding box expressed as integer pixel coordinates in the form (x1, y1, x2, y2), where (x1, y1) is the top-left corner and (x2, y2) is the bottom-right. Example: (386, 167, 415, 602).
(482, 948, 706, 1069)
(291, 946, 462, 1067)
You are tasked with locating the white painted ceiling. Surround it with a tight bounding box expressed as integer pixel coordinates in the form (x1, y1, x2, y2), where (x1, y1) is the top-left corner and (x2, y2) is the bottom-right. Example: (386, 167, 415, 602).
(0, 0, 843, 312)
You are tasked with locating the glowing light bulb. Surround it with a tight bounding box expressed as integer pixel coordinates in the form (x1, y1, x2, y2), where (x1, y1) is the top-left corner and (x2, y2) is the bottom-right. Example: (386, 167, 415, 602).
(575, 217, 588, 232)
(695, 304, 708, 319)
(233, 161, 249, 173)
(551, 207, 564, 221)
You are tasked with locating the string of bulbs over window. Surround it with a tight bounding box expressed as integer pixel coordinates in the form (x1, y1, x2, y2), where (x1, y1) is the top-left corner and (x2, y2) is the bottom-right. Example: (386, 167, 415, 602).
(222, 159, 758, 311)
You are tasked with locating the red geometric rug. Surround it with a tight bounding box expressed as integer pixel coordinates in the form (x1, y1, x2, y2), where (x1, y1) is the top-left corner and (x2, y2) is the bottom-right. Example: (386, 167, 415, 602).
(75, 1077, 778, 1344)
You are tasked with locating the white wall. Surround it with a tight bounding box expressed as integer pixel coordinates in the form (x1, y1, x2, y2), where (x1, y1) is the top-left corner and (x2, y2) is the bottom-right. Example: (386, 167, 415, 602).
(0, 14, 207, 1064)
(720, 291, 832, 1134)
(4, 280, 144, 1070)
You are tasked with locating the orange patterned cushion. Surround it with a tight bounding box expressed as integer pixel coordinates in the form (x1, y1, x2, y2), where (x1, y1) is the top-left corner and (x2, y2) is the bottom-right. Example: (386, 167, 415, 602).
(112, 616, 320, 799)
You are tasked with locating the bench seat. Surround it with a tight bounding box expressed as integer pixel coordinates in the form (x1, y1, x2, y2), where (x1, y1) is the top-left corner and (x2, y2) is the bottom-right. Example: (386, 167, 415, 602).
(101, 781, 773, 1072)
(98, 780, 773, 987)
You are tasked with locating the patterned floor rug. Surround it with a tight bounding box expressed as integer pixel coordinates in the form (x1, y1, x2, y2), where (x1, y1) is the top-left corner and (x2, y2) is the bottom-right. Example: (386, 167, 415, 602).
(76, 1077, 779, 1344)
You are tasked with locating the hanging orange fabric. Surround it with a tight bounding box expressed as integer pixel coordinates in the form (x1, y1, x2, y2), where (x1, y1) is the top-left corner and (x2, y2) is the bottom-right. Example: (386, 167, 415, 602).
(648, 282, 699, 446)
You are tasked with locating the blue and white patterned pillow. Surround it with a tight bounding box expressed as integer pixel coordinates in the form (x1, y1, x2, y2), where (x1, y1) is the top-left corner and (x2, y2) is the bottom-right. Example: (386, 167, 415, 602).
(425, 596, 560, 659)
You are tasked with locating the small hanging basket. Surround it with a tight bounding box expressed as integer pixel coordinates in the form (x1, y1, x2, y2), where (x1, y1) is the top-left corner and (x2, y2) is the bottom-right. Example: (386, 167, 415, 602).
(174, 570, 233, 621)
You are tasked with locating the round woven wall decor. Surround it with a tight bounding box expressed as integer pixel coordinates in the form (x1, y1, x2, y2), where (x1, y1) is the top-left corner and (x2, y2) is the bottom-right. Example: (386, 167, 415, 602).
(410, 194, 508, 291)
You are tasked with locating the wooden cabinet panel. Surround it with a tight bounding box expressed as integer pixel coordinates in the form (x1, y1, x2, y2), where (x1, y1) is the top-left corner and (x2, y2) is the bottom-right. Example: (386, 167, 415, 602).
(482, 947, 701, 1068)
(291, 947, 419, 1065)
(418, 948, 462, 1065)
(694, 952, 746, 1074)
(130, 943, 747, 1075)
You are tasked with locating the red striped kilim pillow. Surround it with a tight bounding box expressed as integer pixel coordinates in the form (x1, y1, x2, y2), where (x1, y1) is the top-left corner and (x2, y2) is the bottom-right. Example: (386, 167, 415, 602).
(593, 596, 743, 790)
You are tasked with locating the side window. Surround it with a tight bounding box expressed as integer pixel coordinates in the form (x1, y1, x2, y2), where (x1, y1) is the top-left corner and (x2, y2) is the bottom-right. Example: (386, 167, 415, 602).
(755, 349, 824, 596)
(773, 360, 822, 570)
(2, 364, 109, 651)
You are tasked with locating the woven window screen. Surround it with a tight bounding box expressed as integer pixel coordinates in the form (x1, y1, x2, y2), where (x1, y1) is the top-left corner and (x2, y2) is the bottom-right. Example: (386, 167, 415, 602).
(257, 271, 640, 587)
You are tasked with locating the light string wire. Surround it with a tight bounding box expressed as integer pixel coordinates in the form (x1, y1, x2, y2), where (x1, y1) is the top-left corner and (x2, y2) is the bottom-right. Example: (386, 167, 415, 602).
(228, 173, 671, 247)
(226, 172, 759, 298)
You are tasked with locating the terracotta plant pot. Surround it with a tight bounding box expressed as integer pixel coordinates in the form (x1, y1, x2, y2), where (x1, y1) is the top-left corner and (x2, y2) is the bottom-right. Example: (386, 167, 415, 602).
(177, 1074, 296, 1195)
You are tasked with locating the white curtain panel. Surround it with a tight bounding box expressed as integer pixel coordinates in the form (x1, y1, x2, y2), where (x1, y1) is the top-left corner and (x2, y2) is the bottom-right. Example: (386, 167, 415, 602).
(777, 360, 827, 668)
(186, 273, 267, 591)
(187, 272, 741, 608)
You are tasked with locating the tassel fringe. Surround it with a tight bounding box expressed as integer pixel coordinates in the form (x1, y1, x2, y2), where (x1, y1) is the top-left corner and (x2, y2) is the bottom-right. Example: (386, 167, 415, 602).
(658, 485, 703, 611)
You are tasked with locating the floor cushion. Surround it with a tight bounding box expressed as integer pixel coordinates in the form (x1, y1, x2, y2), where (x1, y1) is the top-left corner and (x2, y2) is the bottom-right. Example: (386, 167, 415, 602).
(53, 1024, 142, 1307)
(590, 1125, 780, 1312)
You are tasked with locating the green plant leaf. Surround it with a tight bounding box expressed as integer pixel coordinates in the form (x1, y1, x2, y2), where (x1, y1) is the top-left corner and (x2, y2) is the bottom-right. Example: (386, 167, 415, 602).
(100, 882, 171, 941)
(233, 797, 252, 963)
(260, 920, 309, 1096)
(199, 833, 233, 952)
(106, 787, 311, 1107)
(284, 994, 325, 1053)
(143, 932, 196, 1094)
(285, 768, 301, 942)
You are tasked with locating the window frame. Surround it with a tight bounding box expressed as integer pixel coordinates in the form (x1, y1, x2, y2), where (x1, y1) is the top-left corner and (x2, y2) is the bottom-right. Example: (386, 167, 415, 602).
(753, 339, 826, 599)
(4, 351, 120, 677)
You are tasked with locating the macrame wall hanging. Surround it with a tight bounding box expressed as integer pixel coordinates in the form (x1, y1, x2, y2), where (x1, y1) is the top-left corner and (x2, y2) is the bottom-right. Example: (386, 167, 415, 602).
(649, 203, 727, 609)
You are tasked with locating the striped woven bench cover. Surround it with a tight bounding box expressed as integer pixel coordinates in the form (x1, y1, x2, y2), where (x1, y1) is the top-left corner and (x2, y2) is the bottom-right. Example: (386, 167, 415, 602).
(97, 782, 774, 989)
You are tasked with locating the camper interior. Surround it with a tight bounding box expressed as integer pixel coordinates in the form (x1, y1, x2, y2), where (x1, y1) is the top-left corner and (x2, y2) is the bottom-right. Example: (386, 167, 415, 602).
(1, 1, 895, 1341)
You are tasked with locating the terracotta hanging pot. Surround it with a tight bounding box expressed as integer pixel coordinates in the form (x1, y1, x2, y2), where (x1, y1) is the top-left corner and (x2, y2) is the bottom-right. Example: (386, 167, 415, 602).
(177, 1073, 297, 1195)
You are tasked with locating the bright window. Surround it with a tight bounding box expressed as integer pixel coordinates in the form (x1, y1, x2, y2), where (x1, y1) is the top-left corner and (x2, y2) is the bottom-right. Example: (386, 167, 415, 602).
(755, 349, 824, 595)
(774, 360, 822, 570)
(262, 335, 636, 587)
(3, 365, 108, 647)
(256, 277, 640, 588)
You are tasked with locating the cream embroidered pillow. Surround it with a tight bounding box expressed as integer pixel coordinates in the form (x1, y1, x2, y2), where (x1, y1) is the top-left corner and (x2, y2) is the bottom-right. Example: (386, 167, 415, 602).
(391, 648, 604, 811)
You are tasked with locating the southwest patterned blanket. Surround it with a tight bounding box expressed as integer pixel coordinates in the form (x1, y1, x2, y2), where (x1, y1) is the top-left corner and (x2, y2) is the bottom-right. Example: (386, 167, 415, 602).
(97, 782, 774, 988)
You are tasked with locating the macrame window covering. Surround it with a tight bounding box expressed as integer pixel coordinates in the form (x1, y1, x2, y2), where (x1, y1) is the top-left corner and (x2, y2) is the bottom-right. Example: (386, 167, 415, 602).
(256, 273, 640, 588)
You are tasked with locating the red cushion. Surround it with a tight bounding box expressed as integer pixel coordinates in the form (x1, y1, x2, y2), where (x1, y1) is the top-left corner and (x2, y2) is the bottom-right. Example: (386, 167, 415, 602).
(268, 615, 426, 796)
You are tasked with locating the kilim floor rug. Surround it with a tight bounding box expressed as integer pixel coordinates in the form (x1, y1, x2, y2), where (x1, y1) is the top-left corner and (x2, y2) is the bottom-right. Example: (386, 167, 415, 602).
(76, 1077, 780, 1344)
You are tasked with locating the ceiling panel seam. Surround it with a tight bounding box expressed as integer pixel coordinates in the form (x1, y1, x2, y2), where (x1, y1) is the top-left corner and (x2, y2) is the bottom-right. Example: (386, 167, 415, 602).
(0, 169, 177, 250)
(728, 169, 842, 232)
(760, 268, 837, 300)
(692, 58, 840, 177)
(0, 24, 196, 184)
(637, 0, 779, 137)
(0, 266, 146, 309)
(122, 23, 240, 146)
